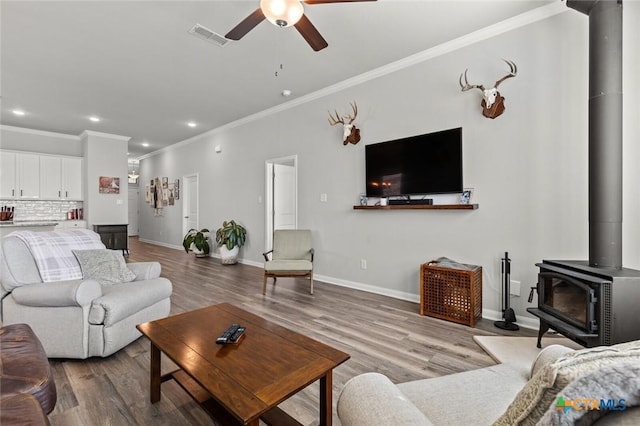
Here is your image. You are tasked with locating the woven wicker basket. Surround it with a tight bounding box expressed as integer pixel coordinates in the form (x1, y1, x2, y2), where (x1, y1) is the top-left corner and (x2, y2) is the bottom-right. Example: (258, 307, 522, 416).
(420, 261, 482, 327)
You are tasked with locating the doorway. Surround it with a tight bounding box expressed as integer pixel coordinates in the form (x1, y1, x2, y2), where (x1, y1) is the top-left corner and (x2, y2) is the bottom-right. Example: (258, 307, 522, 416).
(265, 155, 298, 251)
(182, 174, 199, 236)
(127, 186, 139, 236)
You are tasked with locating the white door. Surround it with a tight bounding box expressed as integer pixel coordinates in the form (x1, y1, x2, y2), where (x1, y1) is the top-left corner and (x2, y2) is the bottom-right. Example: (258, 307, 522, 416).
(128, 187, 139, 236)
(265, 156, 297, 251)
(182, 174, 199, 236)
(273, 163, 296, 230)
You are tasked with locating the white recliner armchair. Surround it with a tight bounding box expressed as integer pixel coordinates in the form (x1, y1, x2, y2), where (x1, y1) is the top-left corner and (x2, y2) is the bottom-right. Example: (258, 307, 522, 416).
(0, 230, 172, 359)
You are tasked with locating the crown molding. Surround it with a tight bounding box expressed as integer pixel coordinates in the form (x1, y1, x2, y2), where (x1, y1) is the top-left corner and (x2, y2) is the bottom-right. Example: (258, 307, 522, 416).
(140, 2, 568, 160)
(79, 130, 131, 141)
(0, 124, 79, 140)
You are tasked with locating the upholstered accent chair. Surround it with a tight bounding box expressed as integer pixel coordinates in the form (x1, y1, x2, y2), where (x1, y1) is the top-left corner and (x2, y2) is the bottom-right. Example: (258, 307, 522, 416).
(262, 230, 314, 294)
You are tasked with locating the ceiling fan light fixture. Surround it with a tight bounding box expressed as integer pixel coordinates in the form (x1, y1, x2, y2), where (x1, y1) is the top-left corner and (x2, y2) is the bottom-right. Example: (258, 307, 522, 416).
(260, 0, 304, 28)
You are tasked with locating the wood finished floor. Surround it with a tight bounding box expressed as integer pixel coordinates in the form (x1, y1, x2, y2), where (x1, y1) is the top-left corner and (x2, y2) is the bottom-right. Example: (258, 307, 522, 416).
(48, 237, 533, 426)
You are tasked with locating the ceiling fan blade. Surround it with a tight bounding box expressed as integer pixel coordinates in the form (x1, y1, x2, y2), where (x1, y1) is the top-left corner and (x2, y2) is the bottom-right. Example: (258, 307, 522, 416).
(225, 8, 265, 40)
(304, 0, 377, 4)
(294, 14, 328, 51)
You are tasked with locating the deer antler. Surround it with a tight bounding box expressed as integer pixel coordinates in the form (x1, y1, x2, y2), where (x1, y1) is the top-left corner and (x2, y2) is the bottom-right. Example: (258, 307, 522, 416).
(344, 101, 358, 124)
(459, 69, 485, 92)
(328, 110, 344, 126)
(493, 59, 517, 88)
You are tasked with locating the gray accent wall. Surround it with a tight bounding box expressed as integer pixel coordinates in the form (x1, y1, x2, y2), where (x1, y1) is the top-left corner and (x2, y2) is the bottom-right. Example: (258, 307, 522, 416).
(138, 8, 640, 324)
(2, 4, 637, 325)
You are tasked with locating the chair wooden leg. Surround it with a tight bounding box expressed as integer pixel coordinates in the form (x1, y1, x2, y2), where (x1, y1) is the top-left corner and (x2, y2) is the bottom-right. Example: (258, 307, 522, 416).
(310, 272, 314, 295)
(262, 273, 267, 295)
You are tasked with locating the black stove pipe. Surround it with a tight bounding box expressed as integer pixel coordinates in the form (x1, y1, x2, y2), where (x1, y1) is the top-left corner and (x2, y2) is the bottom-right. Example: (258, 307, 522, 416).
(566, 0, 623, 269)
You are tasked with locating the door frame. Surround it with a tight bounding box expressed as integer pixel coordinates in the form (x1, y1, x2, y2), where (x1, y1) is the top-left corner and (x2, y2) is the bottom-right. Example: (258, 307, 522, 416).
(127, 185, 139, 236)
(265, 155, 298, 251)
(182, 173, 199, 237)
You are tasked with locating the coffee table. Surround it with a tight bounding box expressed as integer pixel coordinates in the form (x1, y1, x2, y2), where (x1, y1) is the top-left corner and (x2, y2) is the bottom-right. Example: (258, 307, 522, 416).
(136, 303, 350, 426)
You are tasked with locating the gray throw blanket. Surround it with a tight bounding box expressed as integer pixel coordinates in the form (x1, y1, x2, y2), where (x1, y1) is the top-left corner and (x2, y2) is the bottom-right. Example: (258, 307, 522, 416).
(431, 256, 475, 271)
(10, 229, 105, 282)
(537, 360, 640, 425)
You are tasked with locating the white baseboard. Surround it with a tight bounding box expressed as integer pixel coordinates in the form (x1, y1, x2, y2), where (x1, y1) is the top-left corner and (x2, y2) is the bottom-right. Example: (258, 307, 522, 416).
(137, 239, 540, 329)
(314, 273, 420, 304)
(138, 238, 183, 251)
(208, 252, 263, 268)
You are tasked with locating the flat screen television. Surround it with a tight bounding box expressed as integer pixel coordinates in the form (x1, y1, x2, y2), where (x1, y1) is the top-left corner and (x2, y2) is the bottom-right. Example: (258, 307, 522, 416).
(365, 127, 463, 197)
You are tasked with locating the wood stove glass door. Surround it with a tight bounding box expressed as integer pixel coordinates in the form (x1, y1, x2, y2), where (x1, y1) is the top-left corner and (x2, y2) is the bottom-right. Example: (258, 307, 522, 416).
(540, 273, 596, 332)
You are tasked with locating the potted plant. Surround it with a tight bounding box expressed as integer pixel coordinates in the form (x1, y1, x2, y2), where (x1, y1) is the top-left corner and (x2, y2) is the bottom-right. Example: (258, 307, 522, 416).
(182, 228, 211, 258)
(215, 220, 247, 264)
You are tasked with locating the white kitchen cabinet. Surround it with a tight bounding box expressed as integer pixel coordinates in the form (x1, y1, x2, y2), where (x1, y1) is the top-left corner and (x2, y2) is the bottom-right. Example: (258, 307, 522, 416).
(16, 153, 41, 199)
(40, 156, 83, 200)
(40, 156, 63, 199)
(63, 157, 83, 200)
(0, 151, 17, 198)
(1, 151, 83, 200)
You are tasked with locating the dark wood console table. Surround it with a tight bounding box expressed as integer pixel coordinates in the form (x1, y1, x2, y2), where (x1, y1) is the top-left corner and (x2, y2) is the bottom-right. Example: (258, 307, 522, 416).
(93, 224, 128, 255)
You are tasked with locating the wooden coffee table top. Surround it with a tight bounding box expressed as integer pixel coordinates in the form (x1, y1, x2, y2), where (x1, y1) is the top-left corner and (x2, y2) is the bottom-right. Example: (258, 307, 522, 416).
(137, 303, 350, 424)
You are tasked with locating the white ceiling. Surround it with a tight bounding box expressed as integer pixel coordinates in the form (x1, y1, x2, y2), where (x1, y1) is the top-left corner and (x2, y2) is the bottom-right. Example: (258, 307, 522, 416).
(1, 0, 557, 159)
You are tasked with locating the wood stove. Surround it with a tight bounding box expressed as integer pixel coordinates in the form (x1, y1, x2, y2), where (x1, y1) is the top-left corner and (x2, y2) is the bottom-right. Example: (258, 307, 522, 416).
(527, 1, 640, 348)
(528, 260, 640, 348)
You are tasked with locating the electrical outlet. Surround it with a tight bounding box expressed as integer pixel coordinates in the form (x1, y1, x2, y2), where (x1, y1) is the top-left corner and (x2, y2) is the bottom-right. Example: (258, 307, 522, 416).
(360, 259, 367, 270)
(510, 280, 521, 297)
(320, 193, 328, 202)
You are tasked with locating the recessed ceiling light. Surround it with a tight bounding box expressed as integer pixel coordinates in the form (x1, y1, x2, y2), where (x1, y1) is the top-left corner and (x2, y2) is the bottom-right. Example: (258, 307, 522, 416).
(187, 121, 197, 128)
(142, 142, 150, 147)
(12, 110, 26, 116)
(89, 116, 101, 122)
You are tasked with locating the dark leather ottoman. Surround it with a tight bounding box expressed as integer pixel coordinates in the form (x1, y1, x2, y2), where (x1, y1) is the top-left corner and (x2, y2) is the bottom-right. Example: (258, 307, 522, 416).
(0, 323, 57, 421)
(0, 393, 51, 425)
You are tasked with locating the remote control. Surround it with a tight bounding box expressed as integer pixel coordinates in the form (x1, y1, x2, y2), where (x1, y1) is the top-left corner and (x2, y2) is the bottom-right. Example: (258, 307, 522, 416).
(228, 326, 246, 343)
(216, 323, 240, 344)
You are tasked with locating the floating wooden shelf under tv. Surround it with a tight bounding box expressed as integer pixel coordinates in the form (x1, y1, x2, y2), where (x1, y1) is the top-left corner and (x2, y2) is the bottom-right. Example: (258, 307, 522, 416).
(353, 204, 479, 210)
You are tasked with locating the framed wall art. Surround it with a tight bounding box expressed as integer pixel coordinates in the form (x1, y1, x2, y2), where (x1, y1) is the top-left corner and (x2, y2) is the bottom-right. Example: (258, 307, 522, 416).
(99, 176, 120, 194)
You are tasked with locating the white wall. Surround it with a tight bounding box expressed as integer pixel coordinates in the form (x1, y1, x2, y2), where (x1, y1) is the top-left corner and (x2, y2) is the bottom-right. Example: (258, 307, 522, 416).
(0, 125, 82, 156)
(81, 131, 130, 227)
(137, 6, 638, 324)
(622, 0, 640, 270)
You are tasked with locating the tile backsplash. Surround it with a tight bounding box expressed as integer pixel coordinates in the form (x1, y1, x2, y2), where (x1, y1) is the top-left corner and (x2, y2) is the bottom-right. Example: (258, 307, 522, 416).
(0, 200, 84, 221)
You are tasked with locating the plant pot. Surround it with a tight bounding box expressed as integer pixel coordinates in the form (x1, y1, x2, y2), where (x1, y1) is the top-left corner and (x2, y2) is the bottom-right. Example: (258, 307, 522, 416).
(190, 244, 209, 258)
(219, 245, 240, 265)
(193, 249, 209, 258)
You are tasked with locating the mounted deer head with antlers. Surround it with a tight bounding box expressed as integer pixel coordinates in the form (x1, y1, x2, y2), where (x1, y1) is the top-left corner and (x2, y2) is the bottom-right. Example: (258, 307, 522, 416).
(459, 59, 517, 119)
(328, 101, 361, 145)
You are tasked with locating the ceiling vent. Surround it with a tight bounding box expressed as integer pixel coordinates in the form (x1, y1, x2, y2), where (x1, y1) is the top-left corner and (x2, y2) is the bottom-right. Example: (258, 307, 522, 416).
(188, 24, 229, 47)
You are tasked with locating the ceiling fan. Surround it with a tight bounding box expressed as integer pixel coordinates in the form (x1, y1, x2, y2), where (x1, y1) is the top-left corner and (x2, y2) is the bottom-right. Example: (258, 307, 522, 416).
(225, 0, 377, 52)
